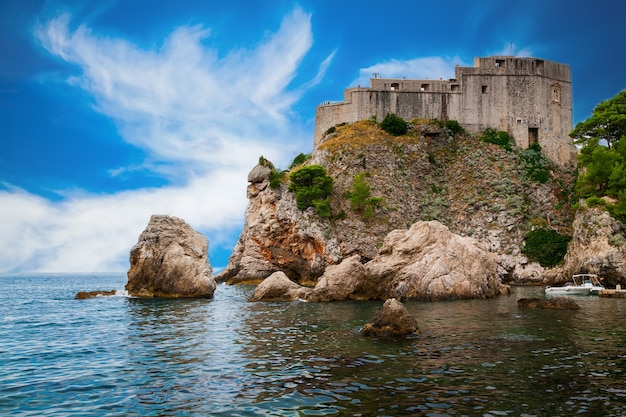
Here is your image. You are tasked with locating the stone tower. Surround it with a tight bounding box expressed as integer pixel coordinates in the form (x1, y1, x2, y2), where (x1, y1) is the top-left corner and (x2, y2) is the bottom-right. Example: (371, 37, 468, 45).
(314, 56, 577, 166)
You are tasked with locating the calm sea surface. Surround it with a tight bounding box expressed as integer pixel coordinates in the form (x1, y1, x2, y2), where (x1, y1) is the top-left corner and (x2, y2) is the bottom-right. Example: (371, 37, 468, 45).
(0, 273, 624, 416)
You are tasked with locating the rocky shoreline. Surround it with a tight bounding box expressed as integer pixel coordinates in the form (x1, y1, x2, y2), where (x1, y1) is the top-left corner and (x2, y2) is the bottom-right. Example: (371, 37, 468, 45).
(78, 123, 626, 302)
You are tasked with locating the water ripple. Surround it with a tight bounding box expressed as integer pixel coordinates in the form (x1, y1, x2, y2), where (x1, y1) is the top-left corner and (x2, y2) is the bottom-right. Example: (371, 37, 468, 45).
(1, 275, 625, 416)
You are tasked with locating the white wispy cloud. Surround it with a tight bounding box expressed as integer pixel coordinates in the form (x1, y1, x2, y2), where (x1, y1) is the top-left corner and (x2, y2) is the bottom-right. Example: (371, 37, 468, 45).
(351, 56, 468, 87)
(0, 7, 325, 273)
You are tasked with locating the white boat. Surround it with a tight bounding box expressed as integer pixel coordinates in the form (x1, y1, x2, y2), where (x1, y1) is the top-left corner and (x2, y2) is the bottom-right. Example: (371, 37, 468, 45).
(545, 274, 605, 296)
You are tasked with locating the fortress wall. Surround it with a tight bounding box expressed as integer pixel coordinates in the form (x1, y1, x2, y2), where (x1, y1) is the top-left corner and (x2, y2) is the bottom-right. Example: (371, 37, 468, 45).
(315, 90, 463, 147)
(459, 72, 513, 134)
(370, 78, 457, 93)
(314, 56, 576, 166)
(365, 91, 456, 122)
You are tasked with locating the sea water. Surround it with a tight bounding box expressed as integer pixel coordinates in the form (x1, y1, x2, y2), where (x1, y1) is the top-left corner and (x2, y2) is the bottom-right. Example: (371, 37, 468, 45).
(0, 273, 624, 416)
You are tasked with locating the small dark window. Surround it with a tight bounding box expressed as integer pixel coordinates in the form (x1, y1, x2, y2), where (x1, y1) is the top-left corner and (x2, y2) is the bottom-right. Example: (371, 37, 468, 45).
(421, 83, 429, 91)
(482, 85, 488, 94)
(451, 84, 460, 92)
(495, 59, 505, 68)
(390, 82, 399, 91)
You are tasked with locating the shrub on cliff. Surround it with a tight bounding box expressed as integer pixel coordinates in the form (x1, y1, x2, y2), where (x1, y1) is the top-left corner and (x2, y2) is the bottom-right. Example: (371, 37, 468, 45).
(520, 143, 551, 183)
(522, 227, 571, 267)
(439, 119, 465, 135)
(289, 153, 311, 169)
(288, 165, 333, 218)
(259, 156, 287, 189)
(380, 113, 408, 136)
(347, 172, 383, 219)
(480, 128, 513, 151)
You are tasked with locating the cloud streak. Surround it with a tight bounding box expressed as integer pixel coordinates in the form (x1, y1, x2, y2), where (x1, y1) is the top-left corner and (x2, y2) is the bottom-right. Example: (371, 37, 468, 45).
(0, 7, 322, 273)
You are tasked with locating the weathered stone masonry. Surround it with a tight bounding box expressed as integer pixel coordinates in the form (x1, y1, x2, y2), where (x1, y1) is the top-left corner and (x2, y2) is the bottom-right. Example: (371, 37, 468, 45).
(315, 56, 577, 166)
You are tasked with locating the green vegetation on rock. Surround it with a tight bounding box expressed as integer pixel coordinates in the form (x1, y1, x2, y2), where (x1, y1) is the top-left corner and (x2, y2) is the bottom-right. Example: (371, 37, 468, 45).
(520, 143, 551, 183)
(259, 156, 287, 189)
(288, 165, 333, 218)
(480, 128, 514, 151)
(439, 119, 465, 135)
(522, 227, 571, 267)
(289, 153, 312, 169)
(380, 113, 408, 136)
(347, 172, 383, 220)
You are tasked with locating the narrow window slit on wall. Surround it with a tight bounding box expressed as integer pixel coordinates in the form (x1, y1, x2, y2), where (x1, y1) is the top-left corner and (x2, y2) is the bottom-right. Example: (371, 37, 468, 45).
(482, 85, 488, 94)
(551, 83, 561, 103)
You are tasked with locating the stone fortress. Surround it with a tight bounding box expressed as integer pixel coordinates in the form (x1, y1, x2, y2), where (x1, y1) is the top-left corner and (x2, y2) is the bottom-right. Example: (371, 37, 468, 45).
(314, 56, 578, 166)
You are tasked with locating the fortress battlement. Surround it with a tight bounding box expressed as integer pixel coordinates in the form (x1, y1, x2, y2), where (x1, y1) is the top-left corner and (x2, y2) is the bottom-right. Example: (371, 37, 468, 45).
(314, 56, 577, 166)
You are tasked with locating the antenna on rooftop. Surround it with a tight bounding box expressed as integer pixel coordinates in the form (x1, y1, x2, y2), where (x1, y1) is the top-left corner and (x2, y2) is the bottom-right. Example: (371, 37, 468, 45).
(510, 42, 513, 56)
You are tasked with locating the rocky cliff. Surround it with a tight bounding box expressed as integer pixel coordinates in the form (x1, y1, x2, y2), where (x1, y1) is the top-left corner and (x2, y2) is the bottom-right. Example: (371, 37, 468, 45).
(216, 120, 626, 290)
(559, 205, 626, 287)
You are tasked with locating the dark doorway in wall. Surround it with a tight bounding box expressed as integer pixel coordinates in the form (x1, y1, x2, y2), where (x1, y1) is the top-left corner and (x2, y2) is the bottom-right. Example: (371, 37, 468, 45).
(529, 127, 539, 145)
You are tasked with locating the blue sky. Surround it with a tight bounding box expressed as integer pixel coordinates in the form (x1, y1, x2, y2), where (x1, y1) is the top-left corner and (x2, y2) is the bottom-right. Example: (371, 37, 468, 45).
(1, 0, 624, 273)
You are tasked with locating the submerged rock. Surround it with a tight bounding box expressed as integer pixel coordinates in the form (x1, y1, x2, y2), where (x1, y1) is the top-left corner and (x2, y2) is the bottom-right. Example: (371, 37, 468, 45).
(125, 215, 215, 298)
(75, 290, 117, 299)
(360, 298, 419, 337)
(517, 297, 580, 310)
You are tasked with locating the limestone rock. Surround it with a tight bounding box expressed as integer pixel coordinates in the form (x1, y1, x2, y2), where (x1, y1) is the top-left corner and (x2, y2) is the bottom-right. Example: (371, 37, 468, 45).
(365, 221, 508, 300)
(562, 207, 626, 287)
(248, 271, 312, 302)
(216, 161, 341, 285)
(309, 255, 370, 301)
(360, 298, 419, 337)
(125, 215, 215, 298)
(219, 124, 580, 288)
(247, 163, 272, 183)
(517, 297, 579, 310)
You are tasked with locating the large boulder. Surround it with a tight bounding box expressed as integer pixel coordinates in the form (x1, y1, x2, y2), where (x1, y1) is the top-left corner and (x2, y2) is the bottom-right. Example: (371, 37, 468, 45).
(365, 221, 509, 300)
(248, 271, 312, 301)
(360, 298, 419, 337)
(308, 255, 370, 301)
(126, 215, 215, 298)
(561, 207, 626, 287)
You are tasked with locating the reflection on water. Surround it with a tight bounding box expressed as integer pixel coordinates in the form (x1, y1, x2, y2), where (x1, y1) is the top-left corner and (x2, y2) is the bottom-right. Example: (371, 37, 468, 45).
(0, 275, 625, 416)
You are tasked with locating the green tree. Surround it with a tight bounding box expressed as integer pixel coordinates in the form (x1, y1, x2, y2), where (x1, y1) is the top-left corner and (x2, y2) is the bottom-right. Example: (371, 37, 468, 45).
(380, 113, 408, 136)
(576, 138, 623, 197)
(347, 172, 383, 219)
(570, 89, 626, 149)
(288, 165, 333, 218)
